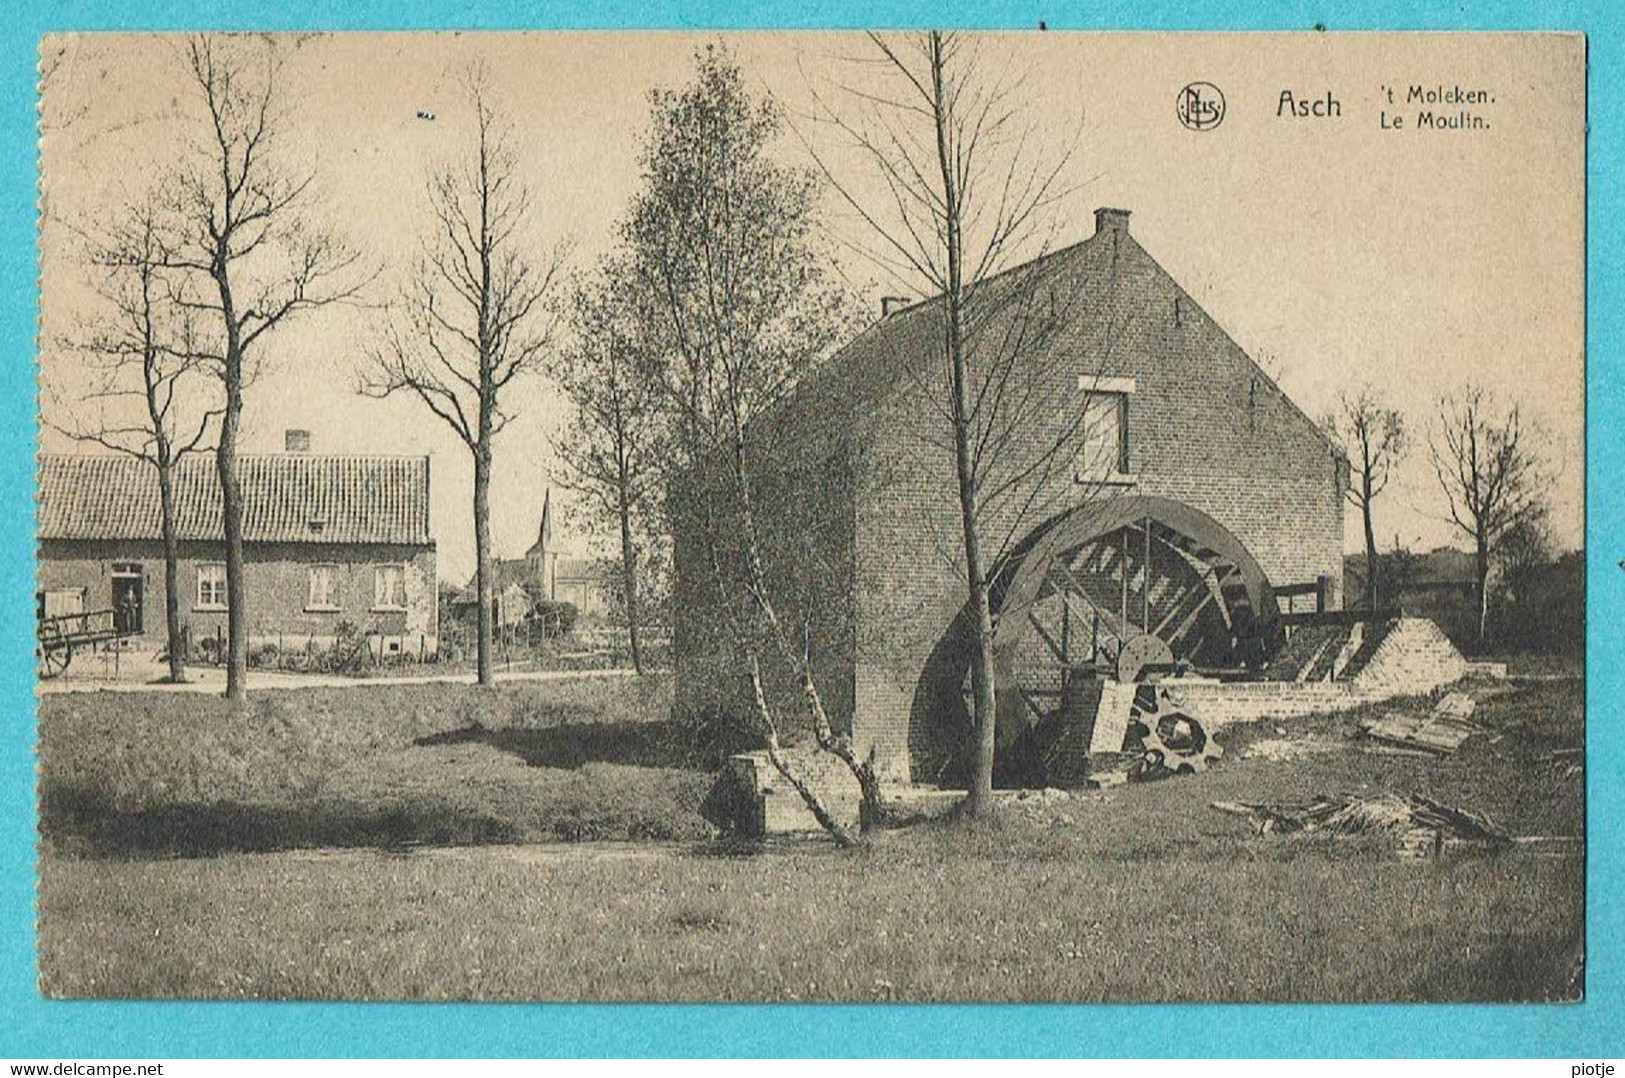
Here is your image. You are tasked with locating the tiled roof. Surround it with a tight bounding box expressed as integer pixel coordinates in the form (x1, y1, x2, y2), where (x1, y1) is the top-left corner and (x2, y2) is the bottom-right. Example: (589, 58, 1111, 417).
(452, 558, 541, 604)
(38, 453, 432, 546)
(555, 557, 608, 582)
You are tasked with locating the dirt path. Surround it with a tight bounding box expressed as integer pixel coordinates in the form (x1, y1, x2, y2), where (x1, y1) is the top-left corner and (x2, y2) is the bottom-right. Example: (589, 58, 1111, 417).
(40, 662, 643, 695)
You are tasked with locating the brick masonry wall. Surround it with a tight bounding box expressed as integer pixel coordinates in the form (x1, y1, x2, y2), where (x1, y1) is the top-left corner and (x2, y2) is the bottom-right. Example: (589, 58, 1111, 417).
(38, 538, 438, 652)
(1346, 616, 1469, 694)
(851, 219, 1347, 783)
(670, 403, 859, 749)
(1169, 618, 1467, 729)
(726, 748, 865, 835)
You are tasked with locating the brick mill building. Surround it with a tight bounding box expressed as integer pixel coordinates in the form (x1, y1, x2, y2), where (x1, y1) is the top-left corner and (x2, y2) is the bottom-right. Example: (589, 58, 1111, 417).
(37, 437, 438, 659)
(675, 208, 1378, 788)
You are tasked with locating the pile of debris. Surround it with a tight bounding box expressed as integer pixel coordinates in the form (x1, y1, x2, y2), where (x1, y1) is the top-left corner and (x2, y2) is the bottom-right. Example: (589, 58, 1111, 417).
(1360, 691, 1482, 756)
(1212, 792, 1510, 857)
(1031, 672, 1226, 790)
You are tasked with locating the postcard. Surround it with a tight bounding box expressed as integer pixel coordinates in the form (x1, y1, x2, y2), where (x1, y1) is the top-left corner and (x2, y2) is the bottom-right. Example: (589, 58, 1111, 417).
(35, 30, 1584, 1002)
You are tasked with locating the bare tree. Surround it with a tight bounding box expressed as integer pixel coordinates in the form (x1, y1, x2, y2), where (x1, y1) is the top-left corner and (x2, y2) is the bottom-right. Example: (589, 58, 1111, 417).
(1325, 388, 1407, 609)
(46, 200, 220, 682)
(361, 72, 567, 687)
(1429, 385, 1543, 645)
(805, 31, 1092, 816)
(551, 267, 664, 675)
(161, 35, 363, 702)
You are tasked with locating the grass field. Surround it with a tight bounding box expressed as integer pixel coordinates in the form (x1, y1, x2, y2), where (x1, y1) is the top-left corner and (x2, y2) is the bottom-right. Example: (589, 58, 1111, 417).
(38, 675, 711, 854)
(36, 671, 1585, 1002)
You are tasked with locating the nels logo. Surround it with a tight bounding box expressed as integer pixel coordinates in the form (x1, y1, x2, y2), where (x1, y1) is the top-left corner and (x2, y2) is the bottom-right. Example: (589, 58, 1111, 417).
(1177, 82, 1226, 131)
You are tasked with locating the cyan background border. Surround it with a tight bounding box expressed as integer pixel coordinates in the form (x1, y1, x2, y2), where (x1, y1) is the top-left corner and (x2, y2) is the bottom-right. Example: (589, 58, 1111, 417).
(4, 1, 1614, 1059)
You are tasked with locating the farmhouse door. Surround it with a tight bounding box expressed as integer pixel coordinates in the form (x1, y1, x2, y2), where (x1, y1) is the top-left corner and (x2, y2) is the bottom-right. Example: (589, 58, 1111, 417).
(111, 564, 144, 635)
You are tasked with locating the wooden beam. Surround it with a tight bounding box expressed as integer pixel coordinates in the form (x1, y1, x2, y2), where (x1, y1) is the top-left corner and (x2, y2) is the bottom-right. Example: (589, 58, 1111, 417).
(1049, 560, 1130, 644)
(1159, 586, 1215, 641)
(1143, 517, 1152, 633)
(1205, 566, 1235, 632)
(1120, 528, 1129, 630)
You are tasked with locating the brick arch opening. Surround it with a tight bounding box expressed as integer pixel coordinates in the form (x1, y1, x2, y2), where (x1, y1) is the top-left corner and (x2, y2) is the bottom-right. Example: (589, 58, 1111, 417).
(908, 495, 1281, 785)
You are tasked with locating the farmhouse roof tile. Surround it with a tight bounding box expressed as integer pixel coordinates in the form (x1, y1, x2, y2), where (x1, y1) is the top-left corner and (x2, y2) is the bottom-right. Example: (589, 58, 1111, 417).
(38, 453, 433, 546)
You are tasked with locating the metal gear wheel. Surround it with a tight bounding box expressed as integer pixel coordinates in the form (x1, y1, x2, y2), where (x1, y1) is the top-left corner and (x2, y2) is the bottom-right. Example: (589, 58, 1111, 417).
(1130, 687, 1224, 776)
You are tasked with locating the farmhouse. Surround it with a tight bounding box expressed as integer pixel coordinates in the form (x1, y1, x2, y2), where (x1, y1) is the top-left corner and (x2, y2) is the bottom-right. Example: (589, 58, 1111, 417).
(37, 434, 437, 659)
(675, 207, 1466, 795)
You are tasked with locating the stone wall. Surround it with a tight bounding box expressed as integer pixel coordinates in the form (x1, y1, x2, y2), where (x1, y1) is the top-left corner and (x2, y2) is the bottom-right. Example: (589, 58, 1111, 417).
(1173, 617, 1468, 730)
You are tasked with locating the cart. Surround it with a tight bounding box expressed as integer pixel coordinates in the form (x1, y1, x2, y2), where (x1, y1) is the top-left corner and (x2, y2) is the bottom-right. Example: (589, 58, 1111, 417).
(37, 609, 131, 679)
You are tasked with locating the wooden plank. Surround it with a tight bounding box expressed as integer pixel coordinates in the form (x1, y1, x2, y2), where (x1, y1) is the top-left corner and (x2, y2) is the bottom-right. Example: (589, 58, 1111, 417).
(1088, 679, 1138, 754)
(1362, 712, 1477, 755)
(1279, 608, 1401, 627)
(1433, 692, 1477, 721)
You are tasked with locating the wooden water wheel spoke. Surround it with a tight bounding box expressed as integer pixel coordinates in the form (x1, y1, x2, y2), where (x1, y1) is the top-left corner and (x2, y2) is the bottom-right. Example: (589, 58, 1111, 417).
(1047, 560, 1129, 644)
(991, 496, 1283, 764)
(1158, 586, 1215, 640)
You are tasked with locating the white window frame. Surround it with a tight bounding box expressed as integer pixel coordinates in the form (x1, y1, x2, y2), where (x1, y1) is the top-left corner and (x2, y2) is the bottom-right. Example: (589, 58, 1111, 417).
(1075, 375, 1136, 484)
(372, 564, 408, 612)
(196, 563, 228, 611)
(306, 564, 340, 612)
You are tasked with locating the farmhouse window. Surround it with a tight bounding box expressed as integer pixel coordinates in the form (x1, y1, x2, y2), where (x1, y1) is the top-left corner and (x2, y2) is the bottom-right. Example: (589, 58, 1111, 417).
(373, 564, 407, 610)
(307, 565, 339, 611)
(196, 563, 227, 610)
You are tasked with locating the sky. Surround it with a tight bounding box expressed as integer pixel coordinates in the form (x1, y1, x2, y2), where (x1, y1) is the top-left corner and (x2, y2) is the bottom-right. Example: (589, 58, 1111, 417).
(37, 32, 1586, 583)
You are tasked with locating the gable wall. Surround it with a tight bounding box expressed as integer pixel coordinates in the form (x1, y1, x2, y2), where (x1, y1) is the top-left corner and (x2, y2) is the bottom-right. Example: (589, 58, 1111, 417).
(851, 223, 1346, 781)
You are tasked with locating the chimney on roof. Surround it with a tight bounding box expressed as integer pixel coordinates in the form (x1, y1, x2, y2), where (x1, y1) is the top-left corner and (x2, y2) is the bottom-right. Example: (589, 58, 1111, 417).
(1094, 207, 1131, 237)
(880, 295, 912, 318)
(285, 429, 311, 453)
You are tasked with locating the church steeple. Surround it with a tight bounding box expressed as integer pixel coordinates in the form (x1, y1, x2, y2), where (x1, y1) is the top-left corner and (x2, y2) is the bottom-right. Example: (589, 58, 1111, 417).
(528, 488, 553, 558)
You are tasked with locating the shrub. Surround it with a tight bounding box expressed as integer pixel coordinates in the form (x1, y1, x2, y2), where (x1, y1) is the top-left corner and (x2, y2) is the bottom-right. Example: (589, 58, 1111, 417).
(532, 600, 579, 638)
(326, 621, 371, 675)
(194, 632, 225, 666)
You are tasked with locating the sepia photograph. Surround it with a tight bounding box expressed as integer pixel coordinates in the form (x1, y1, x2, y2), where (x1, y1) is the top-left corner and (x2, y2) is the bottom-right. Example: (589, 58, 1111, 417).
(34, 30, 1584, 1003)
